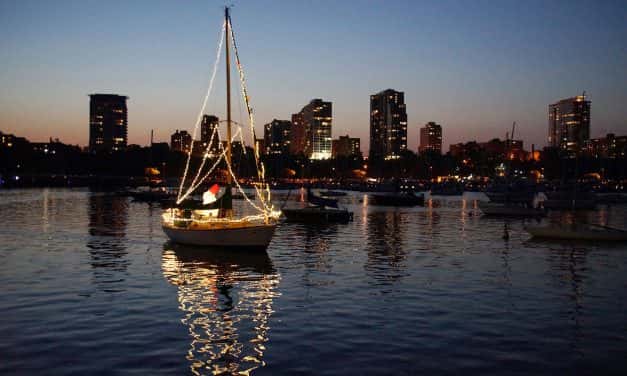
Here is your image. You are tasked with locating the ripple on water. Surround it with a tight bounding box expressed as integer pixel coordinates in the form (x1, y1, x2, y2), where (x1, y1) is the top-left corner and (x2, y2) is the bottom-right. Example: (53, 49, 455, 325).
(1, 189, 627, 375)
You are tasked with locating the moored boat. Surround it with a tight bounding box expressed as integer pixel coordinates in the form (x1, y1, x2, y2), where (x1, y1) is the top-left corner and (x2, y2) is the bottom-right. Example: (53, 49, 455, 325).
(479, 202, 545, 217)
(162, 216, 277, 247)
(162, 7, 280, 249)
(282, 206, 352, 223)
(320, 190, 347, 197)
(369, 191, 424, 207)
(282, 188, 353, 223)
(484, 178, 537, 205)
(430, 182, 464, 196)
(129, 187, 176, 203)
(485, 191, 536, 204)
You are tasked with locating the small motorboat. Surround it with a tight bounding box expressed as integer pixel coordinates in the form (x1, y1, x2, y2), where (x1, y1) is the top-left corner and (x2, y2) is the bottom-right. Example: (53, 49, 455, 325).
(525, 223, 627, 241)
(430, 182, 464, 196)
(319, 190, 347, 197)
(369, 191, 424, 207)
(479, 202, 545, 217)
(484, 179, 537, 204)
(130, 187, 176, 203)
(282, 206, 352, 224)
(282, 188, 353, 224)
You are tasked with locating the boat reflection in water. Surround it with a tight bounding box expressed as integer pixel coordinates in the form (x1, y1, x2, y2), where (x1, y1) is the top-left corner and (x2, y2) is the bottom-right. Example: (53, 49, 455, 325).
(161, 243, 280, 375)
(87, 193, 130, 292)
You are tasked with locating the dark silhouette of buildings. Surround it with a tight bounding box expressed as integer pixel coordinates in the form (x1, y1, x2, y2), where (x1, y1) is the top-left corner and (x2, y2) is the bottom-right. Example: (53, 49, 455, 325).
(332, 135, 361, 158)
(171, 130, 192, 153)
(200, 115, 220, 156)
(263, 119, 291, 155)
(548, 94, 590, 154)
(370, 89, 407, 160)
(293, 99, 333, 160)
(32, 138, 79, 156)
(4, 125, 627, 185)
(419, 122, 442, 155)
(449, 138, 526, 161)
(0, 131, 29, 150)
(586, 133, 627, 158)
(89, 94, 128, 153)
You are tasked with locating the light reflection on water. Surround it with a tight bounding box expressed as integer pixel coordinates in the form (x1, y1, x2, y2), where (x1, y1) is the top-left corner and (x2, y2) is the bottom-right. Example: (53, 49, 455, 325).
(162, 245, 280, 375)
(0, 189, 626, 375)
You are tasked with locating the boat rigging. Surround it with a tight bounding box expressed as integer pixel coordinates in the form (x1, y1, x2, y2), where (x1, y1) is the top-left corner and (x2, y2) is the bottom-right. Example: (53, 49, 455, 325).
(162, 7, 280, 248)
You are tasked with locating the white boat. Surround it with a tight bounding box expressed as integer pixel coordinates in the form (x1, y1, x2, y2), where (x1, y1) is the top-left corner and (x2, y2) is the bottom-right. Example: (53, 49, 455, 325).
(162, 218, 276, 247)
(479, 202, 545, 217)
(162, 7, 280, 249)
(525, 224, 627, 241)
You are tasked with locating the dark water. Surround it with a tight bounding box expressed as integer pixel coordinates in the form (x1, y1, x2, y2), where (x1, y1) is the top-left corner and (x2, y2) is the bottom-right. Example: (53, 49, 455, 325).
(1, 189, 627, 375)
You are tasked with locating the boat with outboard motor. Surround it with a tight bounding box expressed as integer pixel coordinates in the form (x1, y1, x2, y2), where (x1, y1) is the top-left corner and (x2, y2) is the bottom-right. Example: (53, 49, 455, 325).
(369, 191, 424, 207)
(282, 188, 353, 223)
(320, 190, 348, 197)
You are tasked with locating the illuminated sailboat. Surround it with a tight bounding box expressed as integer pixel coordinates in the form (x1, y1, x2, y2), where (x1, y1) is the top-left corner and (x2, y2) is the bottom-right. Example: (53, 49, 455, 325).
(162, 7, 280, 248)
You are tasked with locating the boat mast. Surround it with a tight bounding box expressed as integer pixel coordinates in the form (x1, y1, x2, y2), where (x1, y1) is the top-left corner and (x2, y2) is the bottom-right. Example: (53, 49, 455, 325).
(224, 6, 233, 217)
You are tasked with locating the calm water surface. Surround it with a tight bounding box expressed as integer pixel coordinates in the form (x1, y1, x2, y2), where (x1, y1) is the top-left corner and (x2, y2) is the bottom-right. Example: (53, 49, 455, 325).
(1, 188, 627, 375)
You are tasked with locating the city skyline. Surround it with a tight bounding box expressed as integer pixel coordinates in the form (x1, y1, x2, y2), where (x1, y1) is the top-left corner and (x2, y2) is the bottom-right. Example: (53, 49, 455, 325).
(1, 0, 627, 153)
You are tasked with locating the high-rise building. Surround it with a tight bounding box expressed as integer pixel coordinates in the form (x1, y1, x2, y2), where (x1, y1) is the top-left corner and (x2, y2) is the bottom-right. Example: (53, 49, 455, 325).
(548, 94, 590, 153)
(370, 89, 407, 160)
(293, 99, 332, 160)
(89, 94, 128, 153)
(419, 122, 442, 155)
(263, 119, 291, 155)
(171, 130, 192, 153)
(332, 135, 361, 158)
(200, 115, 220, 155)
(289, 112, 306, 156)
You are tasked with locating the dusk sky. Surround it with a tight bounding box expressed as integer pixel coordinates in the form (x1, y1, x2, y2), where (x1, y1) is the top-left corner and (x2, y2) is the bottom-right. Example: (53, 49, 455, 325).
(1, 0, 626, 153)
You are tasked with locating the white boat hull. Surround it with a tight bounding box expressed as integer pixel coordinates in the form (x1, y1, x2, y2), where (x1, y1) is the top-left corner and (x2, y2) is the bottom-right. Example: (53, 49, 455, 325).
(163, 223, 277, 248)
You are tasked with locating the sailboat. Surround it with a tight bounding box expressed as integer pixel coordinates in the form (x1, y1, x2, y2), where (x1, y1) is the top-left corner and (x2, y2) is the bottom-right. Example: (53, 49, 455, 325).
(481, 122, 543, 217)
(162, 7, 280, 248)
